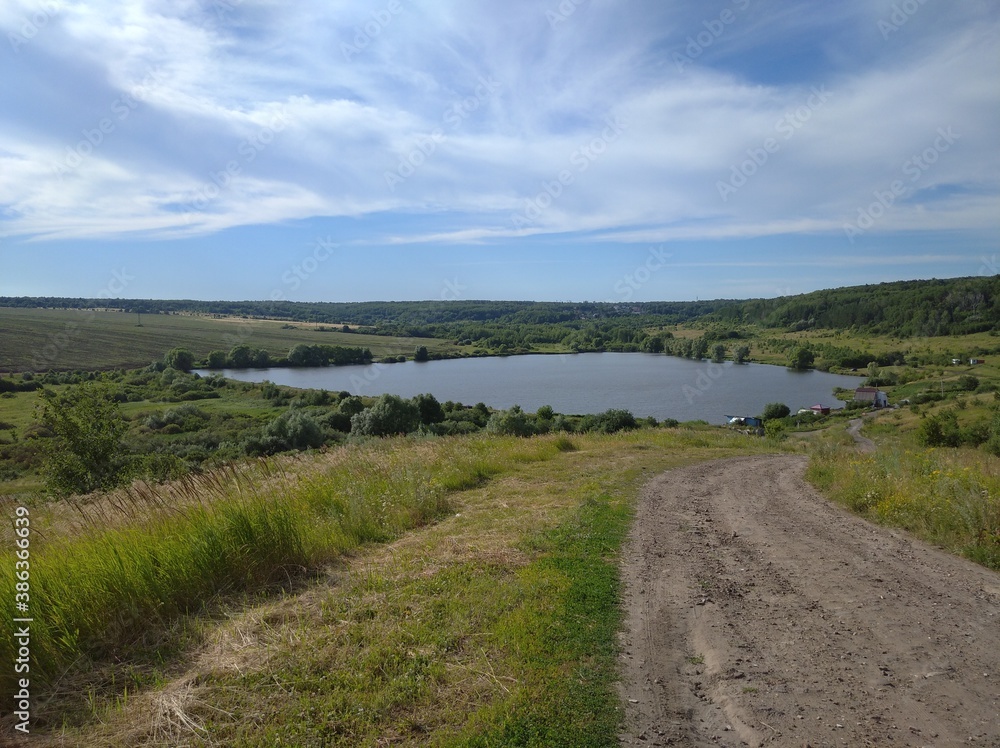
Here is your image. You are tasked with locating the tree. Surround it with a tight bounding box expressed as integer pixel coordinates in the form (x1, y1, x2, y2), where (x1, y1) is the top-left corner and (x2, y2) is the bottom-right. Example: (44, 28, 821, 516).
(711, 344, 727, 363)
(760, 402, 791, 421)
(412, 393, 445, 425)
(338, 395, 365, 417)
(38, 384, 133, 496)
(206, 350, 228, 369)
(958, 375, 979, 392)
(643, 336, 664, 353)
(866, 361, 881, 385)
(789, 347, 815, 370)
(229, 344, 255, 368)
(252, 348, 271, 367)
(536, 404, 554, 420)
(414, 345, 430, 362)
(351, 394, 421, 436)
(164, 347, 194, 372)
(692, 337, 709, 360)
(288, 344, 318, 367)
(734, 345, 751, 364)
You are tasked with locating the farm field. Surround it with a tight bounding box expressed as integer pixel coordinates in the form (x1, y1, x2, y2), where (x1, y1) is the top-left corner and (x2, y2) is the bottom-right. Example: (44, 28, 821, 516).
(0, 307, 469, 373)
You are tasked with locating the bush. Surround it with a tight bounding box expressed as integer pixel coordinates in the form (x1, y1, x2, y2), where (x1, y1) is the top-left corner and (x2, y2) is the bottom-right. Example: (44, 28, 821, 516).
(485, 406, 536, 437)
(164, 347, 195, 372)
(38, 384, 133, 496)
(206, 350, 228, 368)
(351, 395, 421, 437)
(594, 409, 637, 434)
(917, 413, 962, 448)
(958, 375, 980, 392)
(413, 393, 445, 425)
(760, 402, 791, 420)
(244, 411, 325, 455)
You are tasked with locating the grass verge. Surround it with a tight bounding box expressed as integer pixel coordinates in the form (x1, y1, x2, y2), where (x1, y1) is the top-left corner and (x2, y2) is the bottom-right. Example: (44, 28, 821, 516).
(807, 442, 1000, 569)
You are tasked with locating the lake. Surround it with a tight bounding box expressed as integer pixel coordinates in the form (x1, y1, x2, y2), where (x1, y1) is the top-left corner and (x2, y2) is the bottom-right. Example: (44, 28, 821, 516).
(198, 353, 862, 424)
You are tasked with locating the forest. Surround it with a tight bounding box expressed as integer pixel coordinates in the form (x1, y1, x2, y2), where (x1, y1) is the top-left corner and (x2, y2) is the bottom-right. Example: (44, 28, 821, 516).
(3, 275, 998, 345)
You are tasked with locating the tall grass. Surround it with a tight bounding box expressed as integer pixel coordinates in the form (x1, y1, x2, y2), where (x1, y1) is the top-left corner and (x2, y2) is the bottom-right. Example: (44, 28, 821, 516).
(0, 436, 563, 699)
(807, 444, 1000, 569)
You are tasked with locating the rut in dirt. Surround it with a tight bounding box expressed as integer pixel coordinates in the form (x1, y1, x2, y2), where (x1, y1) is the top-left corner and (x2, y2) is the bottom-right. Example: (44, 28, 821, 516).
(618, 454, 1000, 747)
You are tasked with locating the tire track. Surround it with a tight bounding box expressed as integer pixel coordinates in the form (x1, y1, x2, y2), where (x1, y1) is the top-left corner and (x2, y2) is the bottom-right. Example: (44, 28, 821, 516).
(619, 454, 1000, 747)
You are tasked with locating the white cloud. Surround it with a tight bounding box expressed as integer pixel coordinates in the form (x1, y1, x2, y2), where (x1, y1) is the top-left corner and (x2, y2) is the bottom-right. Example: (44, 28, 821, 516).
(0, 0, 997, 246)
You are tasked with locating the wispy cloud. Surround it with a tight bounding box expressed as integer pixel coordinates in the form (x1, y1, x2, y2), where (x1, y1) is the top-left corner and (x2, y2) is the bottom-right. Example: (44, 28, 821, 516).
(0, 0, 997, 250)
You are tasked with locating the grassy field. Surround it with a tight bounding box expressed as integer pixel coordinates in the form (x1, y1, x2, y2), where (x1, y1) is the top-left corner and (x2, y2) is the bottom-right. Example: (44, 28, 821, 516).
(806, 408, 1000, 570)
(0, 308, 468, 372)
(0, 428, 785, 746)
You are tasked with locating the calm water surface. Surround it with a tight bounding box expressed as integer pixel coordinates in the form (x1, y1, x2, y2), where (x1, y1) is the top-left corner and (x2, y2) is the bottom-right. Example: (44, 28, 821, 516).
(201, 353, 861, 424)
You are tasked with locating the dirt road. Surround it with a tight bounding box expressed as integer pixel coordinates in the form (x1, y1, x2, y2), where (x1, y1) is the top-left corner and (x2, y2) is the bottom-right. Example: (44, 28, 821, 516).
(619, 455, 1000, 747)
(847, 418, 877, 453)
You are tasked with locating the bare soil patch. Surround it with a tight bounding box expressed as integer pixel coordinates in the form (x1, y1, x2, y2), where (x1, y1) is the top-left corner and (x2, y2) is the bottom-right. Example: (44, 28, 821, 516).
(619, 454, 1000, 747)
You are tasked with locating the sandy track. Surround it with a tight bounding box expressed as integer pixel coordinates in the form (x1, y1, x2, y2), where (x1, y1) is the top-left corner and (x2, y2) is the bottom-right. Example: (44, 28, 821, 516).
(847, 418, 877, 454)
(619, 455, 1000, 747)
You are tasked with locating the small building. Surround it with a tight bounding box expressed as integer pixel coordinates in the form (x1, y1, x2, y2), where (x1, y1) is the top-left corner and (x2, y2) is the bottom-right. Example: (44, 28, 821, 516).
(952, 358, 962, 365)
(726, 415, 763, 428)
(854, 387, 888, 408)
(970, 358, 986, 365)
(810, 404, 831, 416)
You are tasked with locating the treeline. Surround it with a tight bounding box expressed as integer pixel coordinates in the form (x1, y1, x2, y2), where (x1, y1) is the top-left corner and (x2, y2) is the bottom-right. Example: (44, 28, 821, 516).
(169, 343, 373, 370)
(714, 276, 1000, 336)
(4, 275, 998, 345)
(0, 296, 732, 328)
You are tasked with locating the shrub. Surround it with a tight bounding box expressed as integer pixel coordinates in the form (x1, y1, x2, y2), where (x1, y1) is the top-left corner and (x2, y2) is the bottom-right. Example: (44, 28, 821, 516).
(485, 406, 536, 437)
(917, 413, 962, 448)
(38, 384, 133, 496)
(760, 402, 791, 420)
(958, 375, 980, 392)
(413, 393, 445, 425)
(351, 395, 421, 437)
(164, 348, 195, 372)
(594, 408, 637, 434)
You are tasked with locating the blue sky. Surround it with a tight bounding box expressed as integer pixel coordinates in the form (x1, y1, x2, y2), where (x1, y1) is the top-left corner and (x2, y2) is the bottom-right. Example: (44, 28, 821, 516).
(0, 0, 997, 302)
